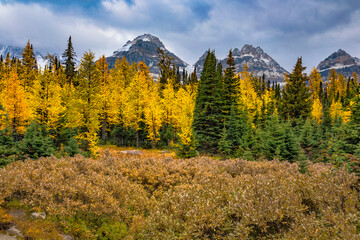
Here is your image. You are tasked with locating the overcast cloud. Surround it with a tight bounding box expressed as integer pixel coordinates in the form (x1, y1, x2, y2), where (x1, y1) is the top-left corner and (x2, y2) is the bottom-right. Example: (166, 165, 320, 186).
(0, 0, 360, 72)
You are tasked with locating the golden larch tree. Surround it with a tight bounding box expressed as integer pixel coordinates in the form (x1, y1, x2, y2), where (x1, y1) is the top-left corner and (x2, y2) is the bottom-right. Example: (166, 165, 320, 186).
(238, 66, 261, 124)
(309, 67, 322, 99)
(0, 70, 31, 139)
(122, 63, 150, 147)
(144, 80, 163, 148)
(311, 97, 323, 123)
(174, 85, 196, 148)
(97, 55, 119, 141)
(32, 68, 64, 133)
(73, 51, 101, 157)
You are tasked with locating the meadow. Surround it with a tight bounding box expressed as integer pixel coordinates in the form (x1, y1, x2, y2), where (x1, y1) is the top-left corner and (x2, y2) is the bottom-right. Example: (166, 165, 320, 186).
(0, 148, 359, 239)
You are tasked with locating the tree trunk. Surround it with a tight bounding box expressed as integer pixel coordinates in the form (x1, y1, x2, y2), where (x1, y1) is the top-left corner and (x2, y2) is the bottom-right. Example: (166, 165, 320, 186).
(136, 130, 139, 148)
(102, 119, 106, 142)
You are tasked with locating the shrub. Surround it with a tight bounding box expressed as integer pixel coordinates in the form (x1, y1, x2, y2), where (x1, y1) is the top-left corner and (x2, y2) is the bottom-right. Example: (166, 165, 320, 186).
(0, 155, 359, 239)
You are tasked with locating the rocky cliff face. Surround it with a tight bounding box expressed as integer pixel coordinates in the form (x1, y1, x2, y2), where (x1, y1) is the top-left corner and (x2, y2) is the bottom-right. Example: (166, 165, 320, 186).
(317, 49, 360, 79)
(106, 34, 188, 73)
(194, 44, 288, 82)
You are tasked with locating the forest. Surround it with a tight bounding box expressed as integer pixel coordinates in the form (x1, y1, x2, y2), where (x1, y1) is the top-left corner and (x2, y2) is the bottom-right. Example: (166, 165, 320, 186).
(1, 37, 360, 239)
(0, 37, 360, 172)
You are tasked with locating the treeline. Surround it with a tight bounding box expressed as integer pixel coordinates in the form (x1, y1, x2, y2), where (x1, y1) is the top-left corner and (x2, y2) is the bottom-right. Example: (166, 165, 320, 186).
(1, 37, 360, 171)
(195, 50, 360, 173)
(0, 37, 197, 165)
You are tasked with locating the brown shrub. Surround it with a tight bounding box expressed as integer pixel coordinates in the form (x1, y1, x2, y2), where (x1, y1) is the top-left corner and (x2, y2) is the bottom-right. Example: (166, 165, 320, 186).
(0, 156, 359, 239)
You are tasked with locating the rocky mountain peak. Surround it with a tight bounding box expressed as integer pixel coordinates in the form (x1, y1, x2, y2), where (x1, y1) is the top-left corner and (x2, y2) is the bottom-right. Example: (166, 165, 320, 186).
(114, 33, 165, 55)
(107, 34, 188, 74)
(193, 45, 288, 82)
(317, 49, 360, 78)
(232, 48, 241, 56)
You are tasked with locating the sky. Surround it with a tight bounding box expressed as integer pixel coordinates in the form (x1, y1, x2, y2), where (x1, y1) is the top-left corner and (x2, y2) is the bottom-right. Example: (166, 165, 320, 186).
(0, 0, 360, 72)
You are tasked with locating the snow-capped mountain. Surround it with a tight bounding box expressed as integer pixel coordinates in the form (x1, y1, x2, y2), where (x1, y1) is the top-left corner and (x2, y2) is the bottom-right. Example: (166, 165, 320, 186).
(0, 44, 24, 59)
(0, 44, 51, 69)
(194, 44, 288, 82)
(106, 34, 188, 74)
(317, 49, 360, 79)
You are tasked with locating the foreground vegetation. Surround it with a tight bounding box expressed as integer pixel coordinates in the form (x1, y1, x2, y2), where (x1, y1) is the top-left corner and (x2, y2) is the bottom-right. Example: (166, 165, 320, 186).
(1, 153, 359, 239)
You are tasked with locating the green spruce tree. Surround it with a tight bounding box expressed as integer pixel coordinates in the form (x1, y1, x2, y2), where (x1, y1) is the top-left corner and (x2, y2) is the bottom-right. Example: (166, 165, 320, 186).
(21, 40, 38, 91)
(62, 36, 77, 84)
(193, 50, 224, 153)
(222, 49, 239, 118)
(280, 57, 311, 120)
(17, 121, 55, 160)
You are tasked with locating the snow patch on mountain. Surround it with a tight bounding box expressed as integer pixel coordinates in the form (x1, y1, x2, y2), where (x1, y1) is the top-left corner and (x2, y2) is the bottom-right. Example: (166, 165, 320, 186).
(193, 44, 288, 82)
(106, 33, 188, 74)
(317, 49, 360, 78)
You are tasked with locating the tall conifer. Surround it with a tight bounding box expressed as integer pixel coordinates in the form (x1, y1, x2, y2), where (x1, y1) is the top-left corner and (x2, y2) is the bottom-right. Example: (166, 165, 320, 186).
(280, 57, 311, 120)
(223, 49, 238, 117)
(193, 50, 224, 153)
(21, 40, 37, 91)
(62, 36, 77, 84)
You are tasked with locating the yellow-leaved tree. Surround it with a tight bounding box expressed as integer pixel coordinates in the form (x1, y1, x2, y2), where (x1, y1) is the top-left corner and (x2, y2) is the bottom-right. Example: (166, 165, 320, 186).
(73, 51, 101, 157)
(311, 97, 323, 123)
(0, 70, 31, 139)
(238, 65, 261, 125)
(329, 100, 350, 123)
(161, 79, 177, 146)
(122, 62, 149, 147)
(327, 69, 349, 123)
(32, 68, 64, 133)
(309, 67, 322, 99)
(309, 67, 323, 123)
(144, 80, 162, 148)
(97, 55, 119, 142)
(174, 85, 196, 152)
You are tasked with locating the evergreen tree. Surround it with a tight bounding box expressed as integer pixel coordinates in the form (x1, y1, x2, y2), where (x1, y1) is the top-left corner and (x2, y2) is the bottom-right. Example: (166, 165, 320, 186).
(220, 105, 250, 157)
(62, 36, 77, 84)
(280, 57, 311, 120)
(0, 127, 17, 166)
(193, 50, 224, 153)
(157, 48, 175, 90)
(218, 124, 232, 158)
(300, 118, 323, 161)
(17, 121, 55, 159)
(223, 49, 238, 114)
(64, 137, 81, 157)
(260, 115, 300, 162)
(20, 40, 38, 91)
(188, 67, 198, 85)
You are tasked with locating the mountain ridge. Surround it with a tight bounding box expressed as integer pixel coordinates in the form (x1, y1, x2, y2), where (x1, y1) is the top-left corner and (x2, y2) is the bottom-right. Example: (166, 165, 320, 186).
(106, 33, 188, 74)
(317, 49, 360, 79)
(193, 44, 288, 82)
(2, 35, 360, 82)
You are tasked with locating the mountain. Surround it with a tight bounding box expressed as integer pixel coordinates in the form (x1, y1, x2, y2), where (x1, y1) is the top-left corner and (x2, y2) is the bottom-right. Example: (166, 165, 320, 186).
(194, 44, 288, 82)
(0, 44, 50, 69)
(317, 49, 360, 79)
(106, 34, 188, 74)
